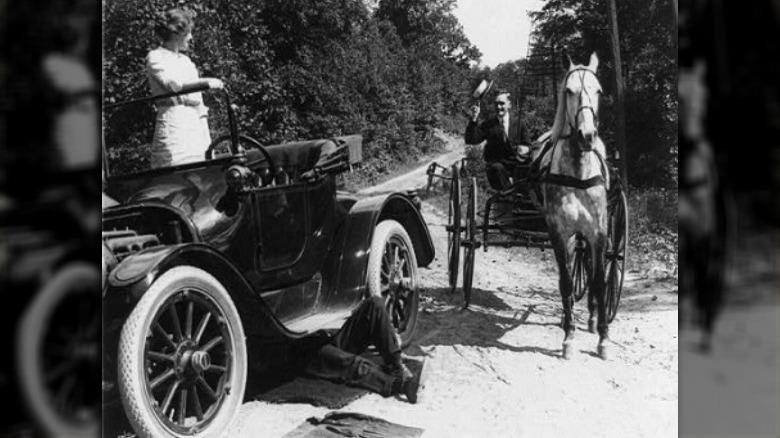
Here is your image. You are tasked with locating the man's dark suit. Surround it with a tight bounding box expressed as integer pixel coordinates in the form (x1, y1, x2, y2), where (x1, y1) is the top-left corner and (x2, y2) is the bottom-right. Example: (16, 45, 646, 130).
(465, 115, 532, 190)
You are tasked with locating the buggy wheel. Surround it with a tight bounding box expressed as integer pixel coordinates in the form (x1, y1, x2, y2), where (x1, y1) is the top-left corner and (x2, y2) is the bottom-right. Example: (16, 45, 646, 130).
(118, 267, 247, 438)
(366, 220, 420, 347)
(447, 164, 462, 292)
(605, 188, 628, 323)
(571, 239, 590, 302)
(462, 178, 478, 308)
(16, 262, 100, 438)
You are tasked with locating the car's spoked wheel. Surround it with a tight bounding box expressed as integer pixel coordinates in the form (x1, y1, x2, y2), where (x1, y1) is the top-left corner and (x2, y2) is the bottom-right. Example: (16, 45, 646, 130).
(447, 164, 462, 292)
(605, 188, 628, 323)
(16, 262, 101, 438)
(119, 267, 246, 438)
(462, 178, 478, 309)
(367, 220, 420, 347)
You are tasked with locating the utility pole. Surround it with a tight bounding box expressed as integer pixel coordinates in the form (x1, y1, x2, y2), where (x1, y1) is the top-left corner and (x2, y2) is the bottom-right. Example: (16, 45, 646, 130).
(551, 43, 558, 99)
(672, 0, 678, 50)
(607, 0, 628, 189)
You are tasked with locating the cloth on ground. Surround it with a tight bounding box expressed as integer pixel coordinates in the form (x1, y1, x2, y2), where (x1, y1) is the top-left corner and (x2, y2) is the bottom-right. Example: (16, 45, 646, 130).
(281, 412, 424, 438)
(255, 356, 424, 409)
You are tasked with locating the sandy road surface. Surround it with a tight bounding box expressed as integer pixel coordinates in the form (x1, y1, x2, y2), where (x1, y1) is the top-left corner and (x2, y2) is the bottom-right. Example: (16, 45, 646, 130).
(227, 133, 679, 438)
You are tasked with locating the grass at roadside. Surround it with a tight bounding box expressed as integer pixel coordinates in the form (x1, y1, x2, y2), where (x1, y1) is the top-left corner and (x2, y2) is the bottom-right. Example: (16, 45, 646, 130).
(626, 187, 677, 280)
(337, 132, 448, 193)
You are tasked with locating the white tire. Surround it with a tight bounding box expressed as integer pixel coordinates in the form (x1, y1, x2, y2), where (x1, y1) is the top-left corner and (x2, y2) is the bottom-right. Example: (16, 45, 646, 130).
(16, 262, 100, 438)
(118, 266, 246, 438)
(366, 220, 420, 347)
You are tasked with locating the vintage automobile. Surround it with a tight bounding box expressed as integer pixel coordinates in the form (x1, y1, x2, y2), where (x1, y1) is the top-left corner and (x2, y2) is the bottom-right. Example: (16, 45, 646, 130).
(102, 86, 434, 438)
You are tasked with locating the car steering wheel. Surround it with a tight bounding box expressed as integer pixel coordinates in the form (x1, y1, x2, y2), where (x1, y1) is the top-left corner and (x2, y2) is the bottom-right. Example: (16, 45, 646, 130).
(205, 134, 276, 171)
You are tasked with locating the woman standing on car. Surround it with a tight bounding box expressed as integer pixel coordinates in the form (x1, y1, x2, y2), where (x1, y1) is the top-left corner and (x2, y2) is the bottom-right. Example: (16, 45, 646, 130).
(147, 8, 223, 168)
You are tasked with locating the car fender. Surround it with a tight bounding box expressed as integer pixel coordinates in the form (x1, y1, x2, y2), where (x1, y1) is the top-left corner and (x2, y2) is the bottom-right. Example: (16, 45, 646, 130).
(336, 193, 434, 299)
(104, 243, 292, 342)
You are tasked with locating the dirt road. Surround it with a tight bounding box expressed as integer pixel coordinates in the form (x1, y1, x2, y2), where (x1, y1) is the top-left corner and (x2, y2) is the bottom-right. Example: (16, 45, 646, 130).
(357, 131, 465, 196)
(227, 133, 679, 438)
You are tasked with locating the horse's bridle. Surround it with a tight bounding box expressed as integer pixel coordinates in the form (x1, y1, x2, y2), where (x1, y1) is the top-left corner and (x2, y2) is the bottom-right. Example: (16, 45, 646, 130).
(562, 67, 600, 143)
(529, 67, 608, 190)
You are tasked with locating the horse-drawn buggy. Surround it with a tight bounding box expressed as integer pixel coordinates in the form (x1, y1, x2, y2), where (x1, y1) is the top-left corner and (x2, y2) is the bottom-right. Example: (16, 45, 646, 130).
(428, 53, 629, 359)
(427, 152, 627, 317)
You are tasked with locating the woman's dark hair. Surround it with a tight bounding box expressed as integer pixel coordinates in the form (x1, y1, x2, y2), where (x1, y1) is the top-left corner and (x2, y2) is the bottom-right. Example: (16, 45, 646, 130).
(156, 8, 195, 41)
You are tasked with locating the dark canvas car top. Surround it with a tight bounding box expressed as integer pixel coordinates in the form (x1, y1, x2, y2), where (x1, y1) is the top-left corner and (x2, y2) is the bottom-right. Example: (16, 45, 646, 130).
(254, 135, 363, 172)
(260, 139, 338, 171)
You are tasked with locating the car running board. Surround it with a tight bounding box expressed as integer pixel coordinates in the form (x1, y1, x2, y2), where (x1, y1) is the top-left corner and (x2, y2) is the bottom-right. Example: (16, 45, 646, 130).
(282, 309, 354, 335)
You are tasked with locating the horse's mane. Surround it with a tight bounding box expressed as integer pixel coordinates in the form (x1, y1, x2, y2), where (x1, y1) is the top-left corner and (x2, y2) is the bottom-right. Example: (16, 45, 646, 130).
(549, 67, 571, 142)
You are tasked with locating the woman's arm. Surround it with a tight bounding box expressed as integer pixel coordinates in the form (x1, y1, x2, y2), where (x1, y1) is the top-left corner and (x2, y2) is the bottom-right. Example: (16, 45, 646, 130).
(147, 51, 223, 92)
(180, 78, 224, 91)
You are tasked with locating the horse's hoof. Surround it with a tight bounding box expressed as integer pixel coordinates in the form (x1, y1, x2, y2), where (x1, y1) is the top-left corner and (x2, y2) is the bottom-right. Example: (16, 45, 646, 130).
(588, 319, 597, 334)
(562, 342, 576, 360)
(597, 343, 610, 360)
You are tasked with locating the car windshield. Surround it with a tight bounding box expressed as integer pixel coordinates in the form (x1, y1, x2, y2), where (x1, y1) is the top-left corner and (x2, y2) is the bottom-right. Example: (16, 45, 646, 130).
(103, 87, 235, 177)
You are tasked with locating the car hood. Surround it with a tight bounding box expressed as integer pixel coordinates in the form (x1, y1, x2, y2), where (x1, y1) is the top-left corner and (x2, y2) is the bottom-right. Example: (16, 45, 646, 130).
(104, 162, 242, 244)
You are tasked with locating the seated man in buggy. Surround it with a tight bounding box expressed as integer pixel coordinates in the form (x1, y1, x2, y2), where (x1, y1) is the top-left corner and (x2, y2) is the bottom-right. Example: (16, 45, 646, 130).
(465, 90, 534, 192)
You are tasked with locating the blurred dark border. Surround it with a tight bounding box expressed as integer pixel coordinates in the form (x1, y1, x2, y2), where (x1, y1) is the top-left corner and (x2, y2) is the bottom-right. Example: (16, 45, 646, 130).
(1, 0, 102, 437)
(680, 0, 780, 437)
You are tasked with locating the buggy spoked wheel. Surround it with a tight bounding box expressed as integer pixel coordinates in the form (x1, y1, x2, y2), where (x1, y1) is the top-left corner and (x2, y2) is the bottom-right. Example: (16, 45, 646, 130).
(605, 188, 628, 323)
(16, 262, 101, 438)
(367, 220, 420, 347)
(571, 238, 590, 302)
(118, 267, 247, 438)
(446, 164, 462, 292)
(462, 178, 479, 309)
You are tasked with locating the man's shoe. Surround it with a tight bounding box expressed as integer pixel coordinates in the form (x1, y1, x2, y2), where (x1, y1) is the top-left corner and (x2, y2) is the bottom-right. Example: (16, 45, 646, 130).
(386, 362, 413, 382)
(402, 359, 428, 404)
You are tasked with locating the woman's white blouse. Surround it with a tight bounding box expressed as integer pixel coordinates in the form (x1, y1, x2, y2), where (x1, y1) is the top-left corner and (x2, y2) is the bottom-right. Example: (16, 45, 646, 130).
(146, 47, 211, 167)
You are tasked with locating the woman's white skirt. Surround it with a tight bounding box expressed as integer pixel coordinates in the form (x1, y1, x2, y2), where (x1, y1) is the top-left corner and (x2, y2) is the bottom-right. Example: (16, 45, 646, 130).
(151, 105, 211, 168)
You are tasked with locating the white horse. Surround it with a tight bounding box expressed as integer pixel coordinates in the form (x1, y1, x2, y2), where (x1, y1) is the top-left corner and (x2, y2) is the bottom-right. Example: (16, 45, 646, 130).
(531, 53, 612, 359)
(679, 60, 724, 352)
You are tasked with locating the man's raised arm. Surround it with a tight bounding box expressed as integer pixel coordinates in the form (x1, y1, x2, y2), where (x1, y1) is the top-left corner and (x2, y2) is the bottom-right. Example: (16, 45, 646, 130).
(465, 104, 484, 145)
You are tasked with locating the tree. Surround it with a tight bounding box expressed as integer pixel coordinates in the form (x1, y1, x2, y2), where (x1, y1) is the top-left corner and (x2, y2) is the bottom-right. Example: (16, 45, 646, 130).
(530, 0, 676, 188)
(103, 0, 482, 178)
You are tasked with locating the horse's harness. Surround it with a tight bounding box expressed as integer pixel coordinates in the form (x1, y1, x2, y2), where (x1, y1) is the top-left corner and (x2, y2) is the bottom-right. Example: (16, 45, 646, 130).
(530, 67, 609, 190)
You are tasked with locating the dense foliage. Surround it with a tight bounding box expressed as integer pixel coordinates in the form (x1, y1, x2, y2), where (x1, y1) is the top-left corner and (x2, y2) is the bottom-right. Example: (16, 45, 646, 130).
(103, 0, 480, 175)
(530, 0, 677, 189)
(104, 0, 675, 191)
(470, 0, 676, 189)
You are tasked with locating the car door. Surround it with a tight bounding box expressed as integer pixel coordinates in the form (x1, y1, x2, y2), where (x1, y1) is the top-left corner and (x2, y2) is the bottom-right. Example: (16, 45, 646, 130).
(253, 182, 308, 277)
(250, 176, 336, 322)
